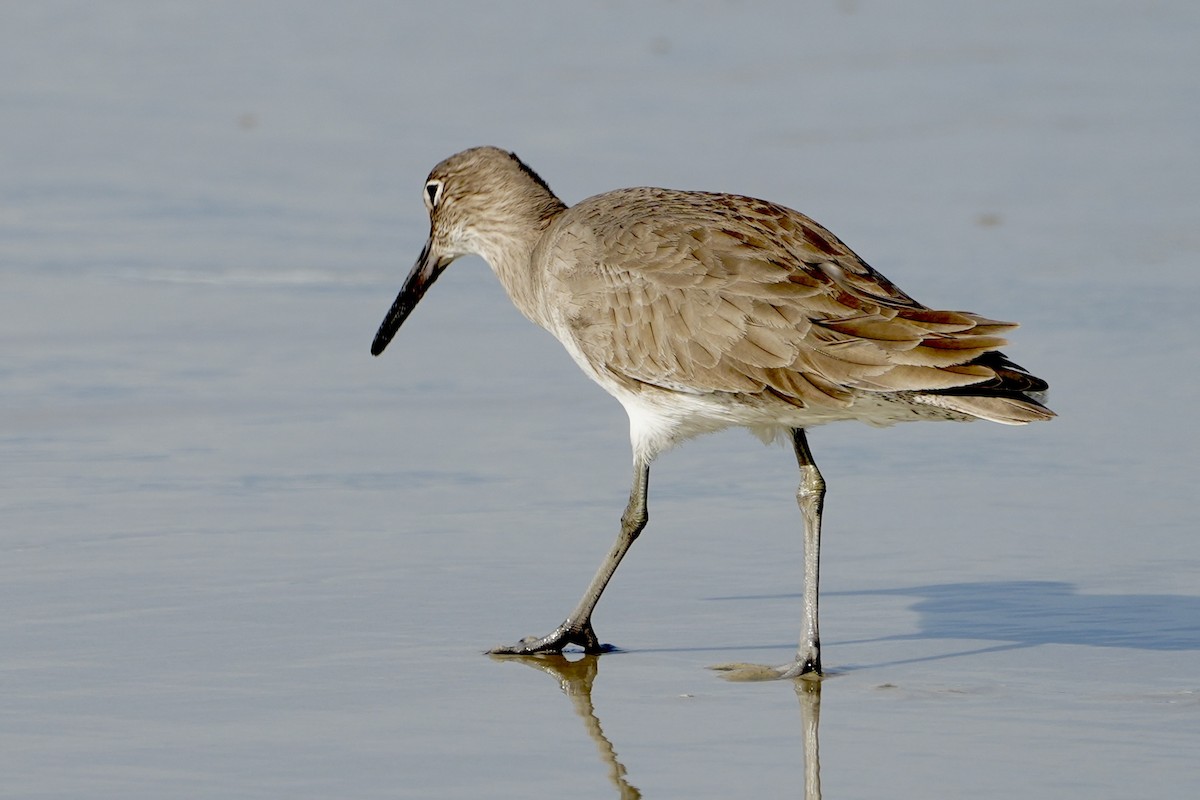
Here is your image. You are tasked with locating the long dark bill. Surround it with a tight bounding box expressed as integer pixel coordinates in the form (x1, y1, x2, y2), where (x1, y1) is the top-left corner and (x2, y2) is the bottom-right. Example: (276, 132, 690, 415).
(370, 239, 449, 356)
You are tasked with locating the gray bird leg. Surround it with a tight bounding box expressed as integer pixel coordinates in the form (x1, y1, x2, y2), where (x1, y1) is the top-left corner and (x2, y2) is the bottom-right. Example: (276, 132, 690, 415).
(778, 428, 824, 677)
(490, 459, 650, 655)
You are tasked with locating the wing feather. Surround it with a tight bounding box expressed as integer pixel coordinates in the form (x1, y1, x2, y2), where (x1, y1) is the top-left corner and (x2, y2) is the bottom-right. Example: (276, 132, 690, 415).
(546, 188, 1041, 413)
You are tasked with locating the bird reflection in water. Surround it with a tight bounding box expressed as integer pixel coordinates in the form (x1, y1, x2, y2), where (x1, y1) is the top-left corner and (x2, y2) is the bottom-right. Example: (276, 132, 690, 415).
(798, 678, 823, 800)
(492, 654, 823, 799)
(493, 654, 641, 798)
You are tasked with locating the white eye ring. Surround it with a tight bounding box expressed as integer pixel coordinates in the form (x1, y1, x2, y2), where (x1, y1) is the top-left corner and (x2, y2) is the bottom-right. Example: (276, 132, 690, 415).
(424, 179, 444, 211)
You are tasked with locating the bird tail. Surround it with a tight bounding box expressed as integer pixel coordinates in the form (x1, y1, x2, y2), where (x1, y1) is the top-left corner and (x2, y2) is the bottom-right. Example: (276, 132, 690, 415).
(912, 352, 1055, 425)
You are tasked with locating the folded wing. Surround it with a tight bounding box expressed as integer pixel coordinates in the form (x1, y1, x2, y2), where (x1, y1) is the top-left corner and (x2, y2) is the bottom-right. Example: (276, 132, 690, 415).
(547, 188, 1052, 424)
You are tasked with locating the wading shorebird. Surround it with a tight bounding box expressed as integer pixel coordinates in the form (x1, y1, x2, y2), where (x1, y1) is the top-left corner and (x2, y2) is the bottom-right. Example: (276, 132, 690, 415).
(371, 146, 1053, 677)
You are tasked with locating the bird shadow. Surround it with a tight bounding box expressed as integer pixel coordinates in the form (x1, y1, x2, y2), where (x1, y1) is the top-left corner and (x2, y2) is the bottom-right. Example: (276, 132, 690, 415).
(704, 580, 1200, 668)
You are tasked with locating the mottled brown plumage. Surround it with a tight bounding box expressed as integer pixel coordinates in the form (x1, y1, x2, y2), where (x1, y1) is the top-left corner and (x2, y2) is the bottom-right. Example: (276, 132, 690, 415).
(540, 186, 1051, 429)
(371, 146, 1053, 676)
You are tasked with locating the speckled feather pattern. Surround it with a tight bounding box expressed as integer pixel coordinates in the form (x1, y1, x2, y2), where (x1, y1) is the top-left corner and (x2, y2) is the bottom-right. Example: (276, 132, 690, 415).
(370, 146, 1056, 670)
(408, 147, 1053, 458)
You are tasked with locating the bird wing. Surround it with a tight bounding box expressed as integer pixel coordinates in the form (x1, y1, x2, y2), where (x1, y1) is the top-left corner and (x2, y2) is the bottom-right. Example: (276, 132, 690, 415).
(544, 188, 1018, 409)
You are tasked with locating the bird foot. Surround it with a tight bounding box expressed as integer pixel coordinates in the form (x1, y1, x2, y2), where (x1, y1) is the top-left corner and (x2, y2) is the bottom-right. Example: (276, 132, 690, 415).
(775, 655, 823, 680)
(711, 655, 823, 682)
(487, 619, 611, 655)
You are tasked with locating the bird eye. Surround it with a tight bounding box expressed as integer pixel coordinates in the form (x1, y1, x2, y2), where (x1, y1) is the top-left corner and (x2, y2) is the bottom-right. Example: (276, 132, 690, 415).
(424, 179, 444, 211)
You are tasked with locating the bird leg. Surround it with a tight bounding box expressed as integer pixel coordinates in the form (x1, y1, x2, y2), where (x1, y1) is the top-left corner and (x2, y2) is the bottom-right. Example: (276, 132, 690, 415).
(490, 460, 650, 655)
(777, 428, 825, 677)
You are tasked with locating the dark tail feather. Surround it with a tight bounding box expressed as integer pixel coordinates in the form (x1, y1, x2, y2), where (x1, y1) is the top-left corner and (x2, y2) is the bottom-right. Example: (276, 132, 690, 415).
(915, 351, 1055, 425)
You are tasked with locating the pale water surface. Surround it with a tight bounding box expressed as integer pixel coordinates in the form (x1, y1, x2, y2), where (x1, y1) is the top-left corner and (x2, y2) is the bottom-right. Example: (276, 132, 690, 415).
(2, 2, 1198, 798)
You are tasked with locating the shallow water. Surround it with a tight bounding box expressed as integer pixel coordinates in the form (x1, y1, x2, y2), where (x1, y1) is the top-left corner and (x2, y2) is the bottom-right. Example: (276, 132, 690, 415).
(3, 2, 1198, 797)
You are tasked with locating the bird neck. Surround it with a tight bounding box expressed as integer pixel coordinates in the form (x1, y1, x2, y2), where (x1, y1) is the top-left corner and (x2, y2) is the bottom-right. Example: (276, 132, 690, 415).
(478, 197, 566, 329)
